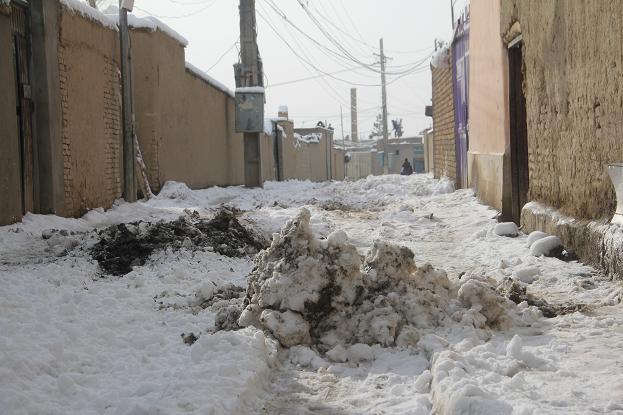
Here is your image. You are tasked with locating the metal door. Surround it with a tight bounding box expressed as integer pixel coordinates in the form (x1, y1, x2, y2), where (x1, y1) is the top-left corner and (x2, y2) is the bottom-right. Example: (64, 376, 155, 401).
(509, 43, 529, 225)
(452, 8, 470, 189)
(11, 1, 34, 214)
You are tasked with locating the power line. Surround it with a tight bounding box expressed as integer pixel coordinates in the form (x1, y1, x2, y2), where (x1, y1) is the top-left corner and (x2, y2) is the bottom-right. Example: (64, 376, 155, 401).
(256, 5, 379, 88)
(134, 0, 217, 19)
(207, 38, 239, 72)
(257, 5, 349, 107)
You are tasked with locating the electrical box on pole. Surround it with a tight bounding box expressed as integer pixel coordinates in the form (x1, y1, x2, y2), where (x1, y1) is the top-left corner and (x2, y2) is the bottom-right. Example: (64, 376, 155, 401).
(235, 88, 264, 133)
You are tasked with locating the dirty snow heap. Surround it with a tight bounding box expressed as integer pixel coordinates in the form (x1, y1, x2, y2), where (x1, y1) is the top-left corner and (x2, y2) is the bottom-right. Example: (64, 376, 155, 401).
(238, 209, 529, 351)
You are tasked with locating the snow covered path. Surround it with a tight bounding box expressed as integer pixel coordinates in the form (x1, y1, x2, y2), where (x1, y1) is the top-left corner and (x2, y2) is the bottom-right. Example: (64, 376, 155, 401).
(1, 174, 623, 414)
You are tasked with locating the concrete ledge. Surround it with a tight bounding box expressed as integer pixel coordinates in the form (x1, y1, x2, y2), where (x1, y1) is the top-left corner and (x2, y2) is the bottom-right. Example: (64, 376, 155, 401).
(522, 201, 623, 279)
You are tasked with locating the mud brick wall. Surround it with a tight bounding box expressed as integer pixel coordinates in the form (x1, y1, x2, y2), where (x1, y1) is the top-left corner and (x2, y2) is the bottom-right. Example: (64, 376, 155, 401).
(431, 65, 456, 181)
(501, 0, 623, 219)
(58, 5, 122, 216)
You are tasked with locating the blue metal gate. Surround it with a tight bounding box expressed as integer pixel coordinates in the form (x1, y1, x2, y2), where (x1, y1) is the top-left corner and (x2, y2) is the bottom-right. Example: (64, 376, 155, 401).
(452, 8, 469, 189)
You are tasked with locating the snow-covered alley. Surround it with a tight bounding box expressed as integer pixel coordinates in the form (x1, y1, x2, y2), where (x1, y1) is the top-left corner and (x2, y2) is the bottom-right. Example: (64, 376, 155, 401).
(2, 174, 623, 415)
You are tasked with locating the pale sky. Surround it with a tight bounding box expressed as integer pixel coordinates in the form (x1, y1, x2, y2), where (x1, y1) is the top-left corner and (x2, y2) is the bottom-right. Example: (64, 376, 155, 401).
(103, 0, 466, 138)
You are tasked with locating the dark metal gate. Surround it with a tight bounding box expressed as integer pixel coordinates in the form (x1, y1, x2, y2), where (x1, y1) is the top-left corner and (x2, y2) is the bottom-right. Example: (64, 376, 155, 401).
(509, 42, 529, 225)
(11, 0, 34, 214)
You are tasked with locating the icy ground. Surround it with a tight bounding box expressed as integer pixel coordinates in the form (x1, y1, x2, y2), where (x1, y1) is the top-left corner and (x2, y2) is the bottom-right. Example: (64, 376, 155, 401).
(1, 174, 623, 414)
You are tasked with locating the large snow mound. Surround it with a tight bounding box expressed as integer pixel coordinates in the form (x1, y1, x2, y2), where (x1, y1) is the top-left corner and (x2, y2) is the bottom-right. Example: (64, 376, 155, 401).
(238, 209, 530, 352)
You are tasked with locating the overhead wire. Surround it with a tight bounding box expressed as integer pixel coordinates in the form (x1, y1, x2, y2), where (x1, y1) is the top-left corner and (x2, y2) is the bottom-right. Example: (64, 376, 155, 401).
(207, 38, 239, 72)
(135, 0, 217, 19)
(256, 4, 349, 107)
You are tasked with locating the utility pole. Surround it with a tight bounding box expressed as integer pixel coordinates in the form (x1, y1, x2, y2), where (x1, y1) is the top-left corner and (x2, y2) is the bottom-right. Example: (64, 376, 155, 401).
(350, 88, 358, 142)
(450, 0, 455, 29)
(119, 0, 136, 202)
(341, 106, 346, 180)
(379, 38, 389, 174)
(238, 0, 263, 187)
(340, 105, 345, 141)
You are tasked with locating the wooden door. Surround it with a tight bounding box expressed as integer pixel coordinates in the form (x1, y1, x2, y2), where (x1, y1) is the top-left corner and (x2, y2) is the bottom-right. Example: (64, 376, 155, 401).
(11, 1, 34, 214)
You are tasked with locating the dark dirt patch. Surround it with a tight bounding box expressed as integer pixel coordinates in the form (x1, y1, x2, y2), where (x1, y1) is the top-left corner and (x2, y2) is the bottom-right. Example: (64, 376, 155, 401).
(497, 278, 590, 318)
(91, 209, 267, 276)
(215, 305, 243, 331)
(181, 332, 199, 345)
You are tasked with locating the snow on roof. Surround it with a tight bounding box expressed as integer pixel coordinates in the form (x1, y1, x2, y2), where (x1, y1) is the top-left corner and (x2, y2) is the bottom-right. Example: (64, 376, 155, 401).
(60, 0, 118, 31)
(103, 6, 189, 47)
(185, 62, 235, 98)
(235, 86, 266, 94)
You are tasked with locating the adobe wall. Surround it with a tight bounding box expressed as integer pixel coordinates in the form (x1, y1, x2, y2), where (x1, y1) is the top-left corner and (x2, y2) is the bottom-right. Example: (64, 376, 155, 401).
(0, 6, 23, 225)
(260, 132, 276, 182)
(276, 120, 298, 180)
(294, 128, 333, 182)
(57, 5, 122, 216)
(346, 152, 372, 180)
(131, 29, 247, 191)
(501, 0, 623, 220)
(431, 65, 456, 181)
(331, 148, 345, 180)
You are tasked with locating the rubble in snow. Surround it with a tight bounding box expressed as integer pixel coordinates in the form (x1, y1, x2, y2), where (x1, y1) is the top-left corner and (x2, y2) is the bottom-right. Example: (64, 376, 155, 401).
(237, 209, 530, 352)
(497, 277, 589, 318)
(91, 209, 267, 275)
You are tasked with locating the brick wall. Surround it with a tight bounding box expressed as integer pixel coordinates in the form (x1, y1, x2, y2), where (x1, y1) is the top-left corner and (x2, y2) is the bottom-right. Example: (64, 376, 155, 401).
(501, 0, 623, 219)
(57, 6, 122, 216)
(431, 65, 456, 181)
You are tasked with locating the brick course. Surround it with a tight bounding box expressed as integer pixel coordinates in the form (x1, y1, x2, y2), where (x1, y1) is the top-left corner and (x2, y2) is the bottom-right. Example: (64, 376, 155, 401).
(431, 65, 457, 181)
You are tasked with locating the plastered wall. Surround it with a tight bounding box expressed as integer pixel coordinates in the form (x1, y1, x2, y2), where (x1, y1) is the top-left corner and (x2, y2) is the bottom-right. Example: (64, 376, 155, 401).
(468, 0, 509, 211)
(431, 65, 457, 181)
(501, 0, 623, 219)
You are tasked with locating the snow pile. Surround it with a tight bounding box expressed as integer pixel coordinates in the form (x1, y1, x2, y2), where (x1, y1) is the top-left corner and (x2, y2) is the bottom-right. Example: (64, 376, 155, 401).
(526, 230, 547, 247)
(430, 43, 451, 69)
(530, 235, 563, 257)
(238, 209, 526, 353)
(494, 222, 519, 237)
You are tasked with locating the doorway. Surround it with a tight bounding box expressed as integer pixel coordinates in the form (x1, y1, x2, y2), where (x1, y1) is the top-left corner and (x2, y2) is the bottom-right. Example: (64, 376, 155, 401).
(508, 40, 529, 225)
(11, 0, 35, 214)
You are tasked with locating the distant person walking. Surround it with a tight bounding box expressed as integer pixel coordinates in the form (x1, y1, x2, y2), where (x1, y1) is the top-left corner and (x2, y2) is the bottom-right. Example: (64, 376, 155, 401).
(400, 158, 413, 176)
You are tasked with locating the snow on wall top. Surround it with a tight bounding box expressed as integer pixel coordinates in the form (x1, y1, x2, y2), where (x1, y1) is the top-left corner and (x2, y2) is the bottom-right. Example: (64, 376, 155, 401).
(430, 43, 450, 69)
(60, 0, 118, 31)
(103, 6, 189, 47)
(295, 133, 322, 144)
(185, 62, 235, 98)
(235, 86, 266, 94)
(127, 14, 189, 47)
